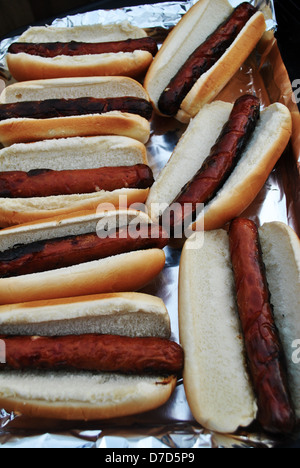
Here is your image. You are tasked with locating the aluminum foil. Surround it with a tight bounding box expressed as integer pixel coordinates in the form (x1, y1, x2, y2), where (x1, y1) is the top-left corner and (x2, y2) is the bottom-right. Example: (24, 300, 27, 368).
(0, 0, 299, 449)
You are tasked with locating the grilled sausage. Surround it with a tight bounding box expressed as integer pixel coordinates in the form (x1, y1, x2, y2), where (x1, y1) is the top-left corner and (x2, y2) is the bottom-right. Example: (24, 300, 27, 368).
(8, 37, 158, 58)
(229, 217, 295, 434)
(158, 2, 257, 116)
(0, 96, 153, 121)
(0, 164, 154, 198)
(0, 223, 169, 278)
(0, 333, 183, 375)
(163, 94, 260, 234)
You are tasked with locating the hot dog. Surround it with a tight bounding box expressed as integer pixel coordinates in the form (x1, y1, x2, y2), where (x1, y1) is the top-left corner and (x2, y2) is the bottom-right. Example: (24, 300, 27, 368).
(0, 96, 153, 121)
(6, 22, 158, 82)
(165, 94, 260, 233)
(0, 209, 168, 305)
(0, 77, 151, 146)
(0, 292, 183, 420)
(229, 218, 295, 433)
(0, 334, 182, 375)
(0, 132, 152, 227)
(144, 0, 266, 123)
(179, 219, 300, 434)
(0, 165, 154, 198)
(0, 223, 167, 278)
(146, 96, 292, 234)
(8, 37, 158, 59)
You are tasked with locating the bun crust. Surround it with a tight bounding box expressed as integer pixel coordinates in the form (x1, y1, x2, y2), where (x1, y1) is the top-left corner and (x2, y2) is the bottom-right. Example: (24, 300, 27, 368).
(144, 0, 266, 122)
(0, 112, 151, 147)
(6, 22, 153, 81)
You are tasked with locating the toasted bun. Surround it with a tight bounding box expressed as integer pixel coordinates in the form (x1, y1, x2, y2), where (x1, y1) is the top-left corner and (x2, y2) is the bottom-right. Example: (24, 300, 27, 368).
(0, 135, 150, 227)
(146, 100, 292, 231)
(179, 221, 300, 432)
(0, 210, 166, 305)
(144, 0, 266, 122)
(6, 22, 154, 81)
(0, 372, 176, 421)
(0, 112, 150, 147)
(0, 77, 151, 146)
(0, 292, 171, 338)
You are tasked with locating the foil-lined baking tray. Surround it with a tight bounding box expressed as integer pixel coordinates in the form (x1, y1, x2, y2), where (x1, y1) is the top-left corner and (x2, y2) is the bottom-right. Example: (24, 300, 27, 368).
(0, 0, 299, 449)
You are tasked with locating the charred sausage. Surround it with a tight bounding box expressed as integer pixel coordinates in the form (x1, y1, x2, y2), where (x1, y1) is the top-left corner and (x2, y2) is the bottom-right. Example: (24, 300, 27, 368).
(0, 223, 169, 278)
(0, 334, 183, 376)
(0, 96, 153, 121)
(163, 94, 260, 234)
(8, 37, 158, 58)
(158, 2, 258, 116)
(0, 164, 154, 198)
(229, 217, 295, 434)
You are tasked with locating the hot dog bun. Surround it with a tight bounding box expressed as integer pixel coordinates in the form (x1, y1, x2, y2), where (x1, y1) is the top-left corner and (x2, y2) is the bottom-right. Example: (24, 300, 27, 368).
(0, 372, 176, 421)
(146, 100, 292, 232)
(0, 209, 166, 305)
(0, 77, 151, 146)
(179, 221, 300, 434)
(0, 292, 177, 420)
(0, 292, 171, 338)
(0, 135, 150, 227)
(0, 76, 149, 103)
(6, 22, 155, 82)
(144, 0, 266, 123)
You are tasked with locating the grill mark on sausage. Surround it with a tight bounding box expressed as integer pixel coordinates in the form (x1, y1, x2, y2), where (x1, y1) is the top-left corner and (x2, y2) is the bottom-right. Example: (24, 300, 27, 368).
(158, 2, 258, 116)
(0, 164, 154, 198)
(161, 94, 260, 234)
(0, 223, 169, 278)
(0, 97, 153, 121)
(8, 37, 158, 58)
(229, 218, 295, 434)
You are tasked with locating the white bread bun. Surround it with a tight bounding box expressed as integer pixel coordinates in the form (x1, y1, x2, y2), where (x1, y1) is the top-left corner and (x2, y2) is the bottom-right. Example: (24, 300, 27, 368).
(259, 222, 300, 419)
(0, 291, 176, 421)
(146, 100, 292, 232)
(0, 77, 151, 146)
(144, 0, 266, 123)
(0, 210, 166, 305)
(0, 292, 171, 339)
(179, 221, 300, 433)
(6, 22, 154, 82)
(0, 76, 150, 103)
(0, 112, 151, 147)
(0, 135, 150, 227)
(0, 372, 176, 421)
(0, 135, 148, 171)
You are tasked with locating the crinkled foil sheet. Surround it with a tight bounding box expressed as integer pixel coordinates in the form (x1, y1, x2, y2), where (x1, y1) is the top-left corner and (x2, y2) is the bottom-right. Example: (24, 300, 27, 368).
(0, 0, 299, 449)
